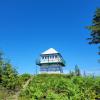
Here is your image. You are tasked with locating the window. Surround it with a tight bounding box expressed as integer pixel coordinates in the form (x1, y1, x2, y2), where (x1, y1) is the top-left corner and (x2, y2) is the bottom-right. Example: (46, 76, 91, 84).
(55, 55, 58, 58)
(42, 56, 44, 59)
(50, 55, 53, 59)
(52, 55, 54, 59)
(44, 56, 49, 59)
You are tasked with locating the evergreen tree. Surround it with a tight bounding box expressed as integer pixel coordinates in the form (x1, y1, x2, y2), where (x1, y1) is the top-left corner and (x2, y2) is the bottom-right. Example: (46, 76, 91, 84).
(74, 65, 81, 76)
(0, 51, 3, 83)
(87, 8, 100, 55)
(0, 65, 2, 83)
(83, 70, 86, 77)
(2, 62, 18, 91)
(0, 50, 22, 94)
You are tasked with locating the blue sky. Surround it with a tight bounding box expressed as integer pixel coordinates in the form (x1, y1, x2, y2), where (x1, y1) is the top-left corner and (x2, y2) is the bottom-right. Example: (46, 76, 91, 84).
(0, 0, 100, 75)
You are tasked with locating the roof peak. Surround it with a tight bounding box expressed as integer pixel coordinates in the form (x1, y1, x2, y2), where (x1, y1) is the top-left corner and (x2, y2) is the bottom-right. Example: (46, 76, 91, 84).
(42, 48, 58, 54)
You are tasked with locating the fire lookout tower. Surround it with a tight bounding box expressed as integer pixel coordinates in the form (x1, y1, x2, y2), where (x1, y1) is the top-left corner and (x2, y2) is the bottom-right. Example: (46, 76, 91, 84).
(36, 48, 65, 74)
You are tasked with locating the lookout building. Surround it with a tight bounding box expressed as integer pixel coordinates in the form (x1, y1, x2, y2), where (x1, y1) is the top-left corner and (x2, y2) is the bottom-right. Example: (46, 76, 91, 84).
(36, 48, 65, 74)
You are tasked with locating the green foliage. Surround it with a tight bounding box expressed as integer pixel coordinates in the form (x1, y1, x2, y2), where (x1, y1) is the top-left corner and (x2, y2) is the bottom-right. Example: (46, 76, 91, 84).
(87, 8, 100, 55)
(0, 64, 2, 83)
(0, 51, 100, 100)
(18, 73, 31, 84)
(69, 65, 81, 77)
(87, 8, 100, 44)
(0, 51, 33, 99)
(0, 51, 22, 99)
(74, 65, 81, 76)
(18, 73, 32, 91)
(2, 62, 19, 91)
(19, 74, 100, 100)
(0, 85, 8, 100)
(0, 51, 4, 83)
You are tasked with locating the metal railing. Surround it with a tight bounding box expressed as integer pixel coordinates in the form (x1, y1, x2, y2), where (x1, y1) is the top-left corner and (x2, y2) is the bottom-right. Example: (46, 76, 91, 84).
(36, 58, 65, 66)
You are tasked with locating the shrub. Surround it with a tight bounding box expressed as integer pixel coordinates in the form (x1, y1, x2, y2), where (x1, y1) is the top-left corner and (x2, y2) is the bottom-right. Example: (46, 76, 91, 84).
(19, 74, 100, 99)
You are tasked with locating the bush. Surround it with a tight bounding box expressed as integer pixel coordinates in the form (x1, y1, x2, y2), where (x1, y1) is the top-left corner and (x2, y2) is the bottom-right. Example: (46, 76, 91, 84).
(19, 74, 100, 99)
(18, 73, 31, 85)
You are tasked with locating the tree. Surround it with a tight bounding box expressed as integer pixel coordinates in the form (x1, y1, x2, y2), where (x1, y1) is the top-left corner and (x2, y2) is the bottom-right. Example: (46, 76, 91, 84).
(87, 8, 100, 55)
(74, 65, 81, 76)
(0, 65, 2, 83)
(0, 51, 4, 83)
(2, 62, 19, 91)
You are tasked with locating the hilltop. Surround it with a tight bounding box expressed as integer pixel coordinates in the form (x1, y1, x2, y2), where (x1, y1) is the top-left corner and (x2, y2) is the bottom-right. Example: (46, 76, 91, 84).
(19, 74, 100, 100)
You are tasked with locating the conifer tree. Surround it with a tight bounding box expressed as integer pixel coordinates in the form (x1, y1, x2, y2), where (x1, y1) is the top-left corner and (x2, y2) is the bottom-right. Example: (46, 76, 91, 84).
(87, 8, 100, 55)
(2, 62, 18, 90)
(75, 65, 81, 76)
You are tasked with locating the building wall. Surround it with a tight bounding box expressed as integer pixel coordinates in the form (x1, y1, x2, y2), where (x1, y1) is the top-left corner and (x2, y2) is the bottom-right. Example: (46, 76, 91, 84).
(40, 66, 63, 74)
